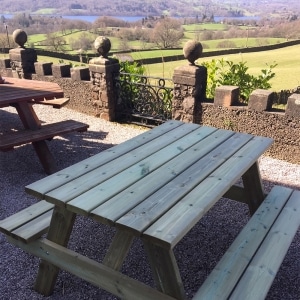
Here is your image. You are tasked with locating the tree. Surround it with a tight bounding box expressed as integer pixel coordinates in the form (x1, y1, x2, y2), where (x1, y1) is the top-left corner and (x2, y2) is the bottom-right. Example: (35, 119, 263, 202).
(69, 33, 94, 51)
(151, 17, 184, 49)
(45, 33, 66, 52)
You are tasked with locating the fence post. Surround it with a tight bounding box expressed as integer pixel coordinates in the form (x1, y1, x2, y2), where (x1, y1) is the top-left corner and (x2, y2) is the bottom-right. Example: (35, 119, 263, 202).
(172, 40, 207, 124)
(89, 37, 120, 121)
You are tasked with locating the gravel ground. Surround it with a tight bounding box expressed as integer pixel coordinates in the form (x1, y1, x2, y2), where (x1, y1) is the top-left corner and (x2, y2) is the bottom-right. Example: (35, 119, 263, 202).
(0, 105, 299, 300)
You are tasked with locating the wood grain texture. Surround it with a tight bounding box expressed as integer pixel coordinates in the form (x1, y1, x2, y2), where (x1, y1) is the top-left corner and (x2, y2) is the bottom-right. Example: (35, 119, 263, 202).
(0, 120, 88, 150)
(192, 186, 299, 300)
(0, 200, 53, 234)
(8, 237, 176, 300)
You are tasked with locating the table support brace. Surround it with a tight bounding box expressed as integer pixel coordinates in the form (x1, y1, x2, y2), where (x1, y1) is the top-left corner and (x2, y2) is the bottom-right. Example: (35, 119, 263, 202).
(34, 206, 76, 296)
(103, 230, 134, 271)
(143, 241, 186, 300)
(14, 102, 58, 174)
(242, 162, 265, 214)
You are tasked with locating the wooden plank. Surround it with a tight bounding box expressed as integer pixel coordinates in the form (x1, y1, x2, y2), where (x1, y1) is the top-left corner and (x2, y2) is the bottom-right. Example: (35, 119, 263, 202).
(143, 135, 274, 248)
(12, 101, 58, 174)
(25, 120, 187, 199)
(0, 78, 63, 106)
(229, 189, 300, 300)
(0, 200, 54, 234)
(68, 126, 219, 216)
(0, 120, 89, 151)
(110, 131, 251, 234)
(32, 139, 58, 175)
(103, 230, 134, 271)
(41, 122, 202, 207)
(192, 186, 293, 300)
(35, 205, 76, 295)
(11, 210, 53, 243)
(8, 237, 176, 300)
(222, 184, 249, 203)
(14, 101, 41, 129)
(30, 97, 70, 108)
(143, 240, 186, 300)
(242, 161, 265, 214)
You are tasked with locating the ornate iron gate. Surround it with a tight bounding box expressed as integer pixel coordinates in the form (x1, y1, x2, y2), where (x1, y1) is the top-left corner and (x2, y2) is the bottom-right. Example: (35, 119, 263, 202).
(115, 72, 173, 127)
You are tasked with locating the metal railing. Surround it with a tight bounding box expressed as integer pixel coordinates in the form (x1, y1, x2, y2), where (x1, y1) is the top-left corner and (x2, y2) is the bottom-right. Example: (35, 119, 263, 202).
(115, 72, 173, 127)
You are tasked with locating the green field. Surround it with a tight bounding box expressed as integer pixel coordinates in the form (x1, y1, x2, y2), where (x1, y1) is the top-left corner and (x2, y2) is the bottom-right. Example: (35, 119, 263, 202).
(183, 23, 228, 31)
(33, 8, 57, 14)
(25, 25, 288, 54)
(1, 26, 300, 92)
(142, 44, 300, 91)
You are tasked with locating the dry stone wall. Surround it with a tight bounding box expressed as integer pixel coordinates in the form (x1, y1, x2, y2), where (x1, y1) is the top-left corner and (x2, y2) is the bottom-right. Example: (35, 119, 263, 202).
(202, 104, 300, 164)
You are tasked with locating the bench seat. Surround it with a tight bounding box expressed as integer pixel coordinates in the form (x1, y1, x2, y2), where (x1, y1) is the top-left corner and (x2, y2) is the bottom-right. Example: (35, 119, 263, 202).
(0, 200, 54, 243)
(0, 203, 176, 300)
(0, 186, 298, 299)
(0, 120, 89, 151)
(30, 97, 70, 108)
(193, 185, 300, 300)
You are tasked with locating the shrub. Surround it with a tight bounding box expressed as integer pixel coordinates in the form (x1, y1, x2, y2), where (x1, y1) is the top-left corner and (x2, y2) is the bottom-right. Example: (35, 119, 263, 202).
(119, 60, 145, 76)
(200, 58, 277, 101)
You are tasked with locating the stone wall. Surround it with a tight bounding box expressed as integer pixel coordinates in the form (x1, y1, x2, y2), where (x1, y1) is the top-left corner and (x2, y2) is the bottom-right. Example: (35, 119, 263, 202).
(201, 104, 300, 165)
(32, 74, 97, 116)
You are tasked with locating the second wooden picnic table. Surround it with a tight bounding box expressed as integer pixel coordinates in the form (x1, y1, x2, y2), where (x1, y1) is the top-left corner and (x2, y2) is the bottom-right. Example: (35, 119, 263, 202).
(0, 77, 88, 174)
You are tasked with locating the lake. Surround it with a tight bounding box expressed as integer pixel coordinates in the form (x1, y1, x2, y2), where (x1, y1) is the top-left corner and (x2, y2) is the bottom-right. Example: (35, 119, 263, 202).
(1, 14, 144, 23)
(2, 14, 260, 23)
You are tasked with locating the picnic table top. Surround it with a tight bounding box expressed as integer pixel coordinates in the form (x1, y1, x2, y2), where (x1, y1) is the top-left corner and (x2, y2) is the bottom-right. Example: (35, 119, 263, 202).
(26, 120, 273, 247)
(0, 77, 63, 108)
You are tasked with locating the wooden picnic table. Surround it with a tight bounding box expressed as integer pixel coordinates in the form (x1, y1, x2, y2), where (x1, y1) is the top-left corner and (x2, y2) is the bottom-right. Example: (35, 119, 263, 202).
(15, 120, 274, 299)
(0, 77, 88, 174)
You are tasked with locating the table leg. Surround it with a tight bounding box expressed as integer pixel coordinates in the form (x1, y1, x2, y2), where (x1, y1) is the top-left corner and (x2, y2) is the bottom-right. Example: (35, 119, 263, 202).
(242, 161, 265, 215)
(14, 102, 58, 174)
(34, 206, 76, 296)
(103, 229, 134, 271)
(31, 141, 58, 174)
(13, 102, 41, 129)
(143, 241, 186, 300)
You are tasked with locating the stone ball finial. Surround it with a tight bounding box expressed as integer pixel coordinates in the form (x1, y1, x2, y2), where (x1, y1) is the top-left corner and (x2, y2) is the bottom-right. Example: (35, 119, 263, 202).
(183, 40, 203, 65)
(94, 36, 111, 58)
(12, 29, 27, 48)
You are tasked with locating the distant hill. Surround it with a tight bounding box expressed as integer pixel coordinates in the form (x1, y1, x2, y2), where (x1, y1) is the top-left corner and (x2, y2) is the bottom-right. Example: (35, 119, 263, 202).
(1, 0, 300, 18)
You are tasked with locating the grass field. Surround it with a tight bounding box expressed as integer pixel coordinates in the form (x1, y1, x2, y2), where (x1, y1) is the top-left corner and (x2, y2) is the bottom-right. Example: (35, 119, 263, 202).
(142, 44, 300, 91)
(25, 26, 287, 54)
(1, 43, 299, 92)
(183, 23, 228, 31)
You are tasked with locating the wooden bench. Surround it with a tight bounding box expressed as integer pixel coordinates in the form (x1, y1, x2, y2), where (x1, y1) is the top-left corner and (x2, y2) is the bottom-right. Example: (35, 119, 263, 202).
(0, 200, 54, 243)
(30, 97, 70, 108)
(0, 203, 176, 300)
(192, 185, 300, 300)
(0, 185, 298, 299)
(0, 120, 89, 151)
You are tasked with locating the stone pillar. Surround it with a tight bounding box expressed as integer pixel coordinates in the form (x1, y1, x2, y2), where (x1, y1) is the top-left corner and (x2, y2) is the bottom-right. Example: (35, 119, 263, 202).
(172, 40, 207, 124)
(89, 57, 120, 121)
(88, 36, 120, 121)
(9, 29, 37, 79)
(9, 47, 37, 79)
(172, 65, 207, 124)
